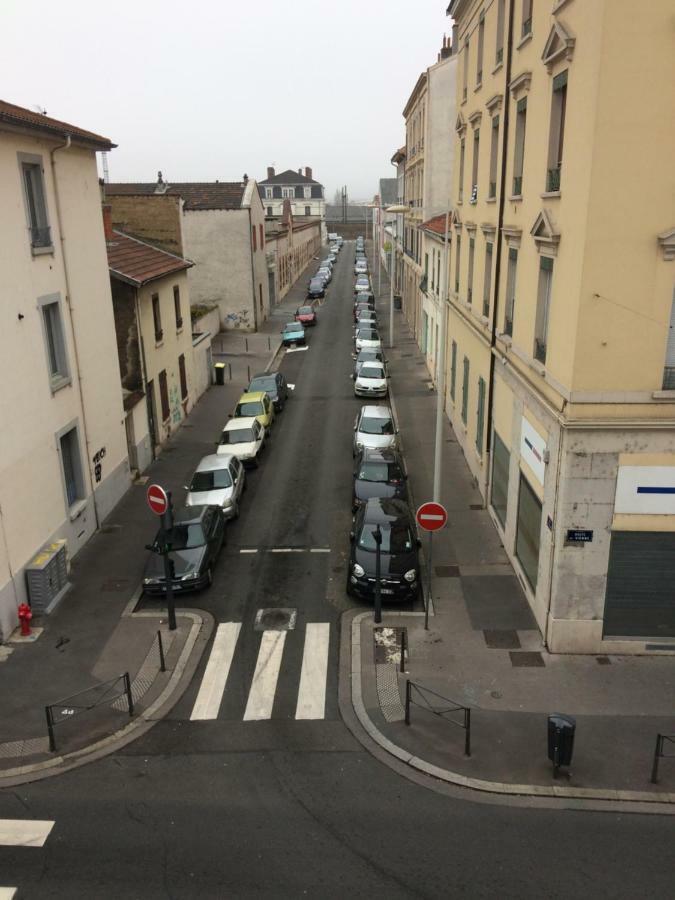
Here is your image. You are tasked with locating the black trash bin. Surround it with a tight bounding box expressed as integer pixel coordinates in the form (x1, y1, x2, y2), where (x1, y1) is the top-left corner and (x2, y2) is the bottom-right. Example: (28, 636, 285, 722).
(548, 713, 576, 771)
(214, 362, 226, 385)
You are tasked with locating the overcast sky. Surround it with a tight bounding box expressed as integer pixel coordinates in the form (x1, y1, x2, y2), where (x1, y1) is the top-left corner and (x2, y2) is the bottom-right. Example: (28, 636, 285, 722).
(2, 0, 450, 200)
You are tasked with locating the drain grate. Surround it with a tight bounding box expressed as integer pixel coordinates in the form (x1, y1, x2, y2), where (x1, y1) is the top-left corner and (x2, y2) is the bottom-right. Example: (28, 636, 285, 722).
(509, 651, 545, 667)
(435, 565, 460, 578)
(254, 608, 297, 631)
(484, 629, 521, 649)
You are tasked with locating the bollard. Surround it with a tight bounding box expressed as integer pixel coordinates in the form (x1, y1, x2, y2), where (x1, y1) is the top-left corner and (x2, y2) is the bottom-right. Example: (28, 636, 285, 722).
(124, 672, 134, 717)
(651, 734, 664, 784)
(245, 337, 249, 352)
(404, 679, 411, 725)
(399, 629, 406, 673)
(157, 630, 166, 673)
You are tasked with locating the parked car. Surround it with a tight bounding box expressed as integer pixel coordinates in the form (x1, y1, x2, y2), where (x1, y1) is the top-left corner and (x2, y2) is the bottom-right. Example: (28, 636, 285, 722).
(295, 304, 317, 326)
(353, 404, 397, 455)
(353, 360, 388, 398)
(352, 447, 408, 510)
(186, 453, 245, 519)
(247, 371, 288, 411)
(346, 498, 421, 602)
(329, 243, 340, 255)
(354, 304, 376, 323)
(320, 258, 334, 270)
(354, 262, 368, 275)
(307, 278, 326, 299)
(355, 311, 377, 328)
(233, 390, 275, 429)
(281, 321, 307, 346)
(316, 266, 332, 284)
(354, 279, 371, 295)
(217, 416, 266, 467)
(354, 327, 382, 352)
(327, 251, 337, 264)
(143, 505, 226, 595)
(354, 348, 387, 378)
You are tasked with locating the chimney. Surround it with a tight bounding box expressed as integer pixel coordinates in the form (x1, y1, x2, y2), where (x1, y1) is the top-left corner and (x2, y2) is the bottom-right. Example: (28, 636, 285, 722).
(305, 166, 312, 180)
(243, 173, 249, 185)
(267, 166, 275, 179)
(154, 170, 168, 194)
(298, 168, 302, 175)
(102, 204, 114, 241)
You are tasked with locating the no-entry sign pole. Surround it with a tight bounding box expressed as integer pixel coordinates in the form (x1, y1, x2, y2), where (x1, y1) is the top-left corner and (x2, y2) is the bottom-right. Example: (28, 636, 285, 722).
(416, 502, 448, 631)
(146, 484, 176, 631)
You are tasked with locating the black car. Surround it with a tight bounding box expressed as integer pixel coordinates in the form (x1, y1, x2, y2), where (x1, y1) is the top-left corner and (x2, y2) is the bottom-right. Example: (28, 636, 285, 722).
(347, 498, 420, 602)
(354, 348, 386, 377)
(143, 505, 226, 595)
(307, 277, 326, 299)
(352, 448, 408, 511)
(247, 370, 289, 411)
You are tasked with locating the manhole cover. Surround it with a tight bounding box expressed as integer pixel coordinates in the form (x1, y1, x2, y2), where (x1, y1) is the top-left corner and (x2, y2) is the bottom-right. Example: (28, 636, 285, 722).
(509, 651, 545, 667)
(254, 608, 297, 631)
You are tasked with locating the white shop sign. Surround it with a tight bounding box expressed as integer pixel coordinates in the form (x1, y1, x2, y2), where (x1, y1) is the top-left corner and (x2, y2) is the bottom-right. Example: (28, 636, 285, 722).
(614, 466, 675, 515)
(520, 417, 547, 486)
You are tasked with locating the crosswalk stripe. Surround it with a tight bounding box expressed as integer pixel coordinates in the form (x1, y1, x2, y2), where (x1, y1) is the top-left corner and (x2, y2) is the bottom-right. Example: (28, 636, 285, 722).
(243, 631, 286, 721)
(190, 623, 241, 721)
(0, 819, 54, 847)
(295, 623, 330, 720)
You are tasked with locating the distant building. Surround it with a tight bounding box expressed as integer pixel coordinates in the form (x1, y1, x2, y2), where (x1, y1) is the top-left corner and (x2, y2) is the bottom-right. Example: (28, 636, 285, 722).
(264, 200, 322, 305)
(258, 167, 326, 241)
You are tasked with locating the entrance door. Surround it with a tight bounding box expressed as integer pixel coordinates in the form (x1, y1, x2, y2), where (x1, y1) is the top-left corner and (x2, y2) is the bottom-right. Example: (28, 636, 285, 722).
(515, 473, 542, 591)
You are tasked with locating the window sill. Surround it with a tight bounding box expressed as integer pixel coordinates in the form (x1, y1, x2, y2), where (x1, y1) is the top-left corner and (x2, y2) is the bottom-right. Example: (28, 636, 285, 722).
(176, 327, 184, 335)
(508, 194, 523, 203)
(498, 333, 513, 347)
(155, 339, 164, 349)
(32, 245, 54, 257)
(486, 196, 497, 204)
(50, 375, 72, 394)
(474, 81, 483, 93)
(517, 31, 533, 51)
(68, 499, 88, 522)
(492, 60, 504, 76)
(652, 390, 675, 400)
(541, 190, 561, 199)
(531, 359, 546, 376)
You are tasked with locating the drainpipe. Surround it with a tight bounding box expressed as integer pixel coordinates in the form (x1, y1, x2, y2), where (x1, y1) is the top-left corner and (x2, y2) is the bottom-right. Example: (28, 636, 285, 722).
(50, 135, 100, 529)
(247, 207, 259, 332)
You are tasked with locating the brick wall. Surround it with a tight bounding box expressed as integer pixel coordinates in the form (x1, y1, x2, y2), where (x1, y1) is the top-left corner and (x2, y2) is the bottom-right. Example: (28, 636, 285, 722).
(110, 279, 143, 394)
(106, 194, 184, 256)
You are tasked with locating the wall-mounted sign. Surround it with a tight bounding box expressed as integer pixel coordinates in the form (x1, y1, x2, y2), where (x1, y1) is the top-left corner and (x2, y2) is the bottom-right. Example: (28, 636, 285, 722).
(520, 417, 547, 486)
(615, 466, 675, 515)
(566, 529, 593, 544)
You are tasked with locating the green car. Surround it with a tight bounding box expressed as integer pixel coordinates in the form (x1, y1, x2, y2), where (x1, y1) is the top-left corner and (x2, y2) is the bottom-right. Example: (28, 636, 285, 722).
(281, 322, 306, 346)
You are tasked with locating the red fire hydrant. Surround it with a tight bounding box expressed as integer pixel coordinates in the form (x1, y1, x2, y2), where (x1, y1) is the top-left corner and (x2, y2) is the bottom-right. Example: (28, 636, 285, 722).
(18, 603, 32, 637)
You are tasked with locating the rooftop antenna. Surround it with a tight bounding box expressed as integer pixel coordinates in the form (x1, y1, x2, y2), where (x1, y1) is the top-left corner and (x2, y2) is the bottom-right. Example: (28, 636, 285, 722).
(32, 104, 48, 115)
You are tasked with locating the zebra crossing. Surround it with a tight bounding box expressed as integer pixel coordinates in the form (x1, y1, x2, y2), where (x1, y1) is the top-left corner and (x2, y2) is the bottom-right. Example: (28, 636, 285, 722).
(0, 817, 55, 898)
(190, 620, 331, 722)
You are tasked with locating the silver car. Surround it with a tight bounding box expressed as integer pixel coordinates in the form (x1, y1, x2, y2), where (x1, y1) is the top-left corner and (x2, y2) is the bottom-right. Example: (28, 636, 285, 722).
(353, 361, 388, 398)
(353, 405, 398, 456)
(185, 453, 245, 519)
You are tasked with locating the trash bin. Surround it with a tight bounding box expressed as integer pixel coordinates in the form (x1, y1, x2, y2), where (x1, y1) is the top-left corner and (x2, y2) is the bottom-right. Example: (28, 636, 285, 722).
(393, 294, 402, 310)
(214, 362, 226, 385)
(547, 713, 576, 770)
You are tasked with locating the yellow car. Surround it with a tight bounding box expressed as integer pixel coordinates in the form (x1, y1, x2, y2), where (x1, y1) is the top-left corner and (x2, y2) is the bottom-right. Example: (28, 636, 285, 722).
(232, 391, 275, 430)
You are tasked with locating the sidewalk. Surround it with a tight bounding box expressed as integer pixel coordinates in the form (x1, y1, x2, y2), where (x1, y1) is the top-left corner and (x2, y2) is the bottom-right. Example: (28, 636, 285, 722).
(345, 244, 675, 806)
(0, 257, 320, 785)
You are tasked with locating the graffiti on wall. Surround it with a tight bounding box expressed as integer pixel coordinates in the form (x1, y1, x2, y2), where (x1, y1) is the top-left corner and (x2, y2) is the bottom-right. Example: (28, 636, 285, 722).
(169, 383, 182, 424)
(92, 447, 106, 483)
(224, 308, 251, 329)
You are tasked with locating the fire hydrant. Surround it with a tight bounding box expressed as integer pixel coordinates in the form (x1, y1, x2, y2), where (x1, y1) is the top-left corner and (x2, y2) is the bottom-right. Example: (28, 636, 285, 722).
(17, 603, 32, 637)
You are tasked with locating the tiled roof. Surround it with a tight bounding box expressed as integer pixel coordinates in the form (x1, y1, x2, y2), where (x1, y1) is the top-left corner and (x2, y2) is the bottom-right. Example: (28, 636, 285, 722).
(0, 99, 115, 150)
(105, 182, 246, 210)
(258, 168, 321, 185)
(422, 213, 452, 238)
(107, 230, 192, 287)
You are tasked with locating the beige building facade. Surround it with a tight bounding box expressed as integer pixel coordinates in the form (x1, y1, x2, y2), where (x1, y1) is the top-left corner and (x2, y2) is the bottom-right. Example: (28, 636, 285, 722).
(446, 0, 675, 652)
(264, 204, 322, 306)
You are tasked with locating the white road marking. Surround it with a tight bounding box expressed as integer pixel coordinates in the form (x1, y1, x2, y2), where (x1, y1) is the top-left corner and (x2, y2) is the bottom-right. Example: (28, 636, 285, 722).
(243, 631, 286, 720)
(309, 548, 330, 553)
(0, 889, 17, 899)
(295, 624, 330, 720)
(285, 346, 308, 354)
(287, 384, 295, 390)
(0, 819, 54, 847)
(270, 548, 305, 553)
(239, 549, 258, 554)
(190, 623, 241, 720)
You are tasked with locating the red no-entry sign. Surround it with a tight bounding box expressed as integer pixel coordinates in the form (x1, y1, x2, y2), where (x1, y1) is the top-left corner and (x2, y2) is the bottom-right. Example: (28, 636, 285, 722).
(416, 501, 448, 532)
(146, 483, 169, 516)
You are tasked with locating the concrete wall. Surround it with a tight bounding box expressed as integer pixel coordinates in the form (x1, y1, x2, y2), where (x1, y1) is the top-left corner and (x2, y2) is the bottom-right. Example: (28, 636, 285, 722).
(424, 54, 457, 217)
(266, 222, 322, 303)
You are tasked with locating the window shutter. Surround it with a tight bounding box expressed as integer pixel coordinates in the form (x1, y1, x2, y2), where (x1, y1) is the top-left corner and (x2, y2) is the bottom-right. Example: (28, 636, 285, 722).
(553, 70, 568, 92)
(540, 256, 553, 272)
(476, 377, 486, 453)
(666, 290, 675, 367)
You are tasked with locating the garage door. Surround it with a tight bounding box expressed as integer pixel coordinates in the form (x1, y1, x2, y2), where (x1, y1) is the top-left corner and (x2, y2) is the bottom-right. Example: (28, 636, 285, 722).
(603, 531, 675, 638)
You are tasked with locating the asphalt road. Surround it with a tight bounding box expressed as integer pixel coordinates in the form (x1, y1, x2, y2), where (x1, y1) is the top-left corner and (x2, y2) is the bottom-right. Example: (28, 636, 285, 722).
(2, 243, 674, 898)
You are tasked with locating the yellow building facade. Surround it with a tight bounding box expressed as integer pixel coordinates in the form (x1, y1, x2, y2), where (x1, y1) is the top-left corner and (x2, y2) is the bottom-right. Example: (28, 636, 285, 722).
(445, 0, 675, 652)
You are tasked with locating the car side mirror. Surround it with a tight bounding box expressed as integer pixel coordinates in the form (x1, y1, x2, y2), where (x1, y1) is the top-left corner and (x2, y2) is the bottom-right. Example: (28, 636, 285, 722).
(350, 374, 355, 380)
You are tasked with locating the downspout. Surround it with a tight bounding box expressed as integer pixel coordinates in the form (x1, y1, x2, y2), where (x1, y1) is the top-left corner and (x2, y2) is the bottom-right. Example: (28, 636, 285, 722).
(247, 207, 259, 331)
(50, 135, 100, 529)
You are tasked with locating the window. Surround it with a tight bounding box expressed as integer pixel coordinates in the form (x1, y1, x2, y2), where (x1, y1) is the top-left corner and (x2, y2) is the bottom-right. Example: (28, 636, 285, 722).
(455, 235, 461, 294)
(39, 294, 69, 389)
(467, 237, 475, 304)
(504, 248, 518, 335)
(546, 71, 568, 192)
(450, 341, 457, 400)
(267, 206, 273, 216)
(476, 377, 486, 455)
(305, 206, 311, 216)
(512, 98, 527, 195)
(476, 15, 484, 86)
(471, 129, 480, 202)
(304, 186, 311, 199)
(265, 188, 273, 199)
(431, 249, 436, 291)
(490, 431, 510, 527)
(458, 139, 465, 202)
(463, 40, 469, 101)
(173, 285, 182, 330)
(483, 242, 493, 316)
(282, 187, 293, 198)
(58, 425, 85, 509)
(534, 257, 554, 363)
(252, 225, 257, 251)
(516, 473, 541, 590)
(259, 283, 263, 313)
(663, 288, 675, 389)
(522, 0, 533, 39)
(152, 293, 163, 342)
(489, 115, 499, 199)
(178, 354, 188, 401)
(158, 369, 170, 421)
(21, 159, 51, 250)
(495, 0, 505, 65)
(259, 224, 264, 248)
(461, 356, 470, 424)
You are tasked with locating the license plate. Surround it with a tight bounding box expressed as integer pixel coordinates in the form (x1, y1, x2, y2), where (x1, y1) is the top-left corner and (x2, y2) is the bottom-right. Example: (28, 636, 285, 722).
(381, 588, 394, 595)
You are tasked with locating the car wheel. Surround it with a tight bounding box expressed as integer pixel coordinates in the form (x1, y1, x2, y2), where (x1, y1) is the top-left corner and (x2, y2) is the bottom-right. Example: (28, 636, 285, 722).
(233, 499, 240, 518)
(206, 566, 213, 588)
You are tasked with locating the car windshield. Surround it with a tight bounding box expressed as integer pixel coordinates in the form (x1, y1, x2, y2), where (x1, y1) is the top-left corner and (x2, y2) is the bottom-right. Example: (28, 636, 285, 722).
(237, 401, 263, 416)
(357, 331, 379, 341)
(309, 281, 323, 289)
(163, 523, 207, 550)
(358, 462, 404, 483)
(360, 415, 394, 435)
(284, 324, 302, 333)
(359, 366, 384, 380)
(221, 427, 256, 444)
(297, 306, 313, 315)
(190, 469, 232, 491)
(249, 377, 277, 393)
(358, 522, 413, 554)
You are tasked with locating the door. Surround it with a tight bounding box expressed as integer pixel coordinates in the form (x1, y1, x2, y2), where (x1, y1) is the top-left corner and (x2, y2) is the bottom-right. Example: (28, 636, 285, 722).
(146, 379, 157, 459)
(125, 412, 138, 471)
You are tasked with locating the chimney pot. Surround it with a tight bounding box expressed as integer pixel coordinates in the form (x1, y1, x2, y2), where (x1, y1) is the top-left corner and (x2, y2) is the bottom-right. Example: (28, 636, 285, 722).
(305, 166, 312, 180)
(102, 204, 114, 241)
(267, 166, 275, 179)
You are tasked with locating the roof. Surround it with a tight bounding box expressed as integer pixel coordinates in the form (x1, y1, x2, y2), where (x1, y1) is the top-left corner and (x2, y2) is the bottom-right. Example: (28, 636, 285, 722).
(379, 178, 398, 206)
(105, 181, 246, 211)
(422, 213, 452, 239)
(391, 146, 406, 164)
(223, 416, 259, 430)
(259, 168, 321, 186)
(403, 72, 428, 119)
(0, 99, 115, 150)
(360, 405, 393, 418)
(107, 230, 192, 287)
(195, 454, 234, 471)
(237, 391, 268, 401)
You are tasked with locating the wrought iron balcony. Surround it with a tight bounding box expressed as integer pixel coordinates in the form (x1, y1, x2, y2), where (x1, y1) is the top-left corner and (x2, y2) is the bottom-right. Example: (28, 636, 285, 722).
(512, 175, 522, 196)
(30, 225, 52, 249)
(470, 184, 478, 204)
(534, 338, 547, 364)
(663, 367, 675, 390)
(155, 328, 163, 343)
(546, 166, 561, 192)
(176, 317, 183, 330)
(504, 315, 513, 337)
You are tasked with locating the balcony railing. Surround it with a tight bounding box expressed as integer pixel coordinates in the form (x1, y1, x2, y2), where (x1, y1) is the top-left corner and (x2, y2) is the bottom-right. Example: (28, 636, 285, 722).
(663, 367, 675, 390)
(546, 166, 561, 192)
(496, 46, 503, 65)
(470, 184, 478, 204)
(155, 328, 163, 343)
(534, 338, 547, 364)
(522, 17, 532, 38)
(30, 225, 52, 249)
(488, 181, 496, 199)
(512, 175, 522, 196)
(504, 315, 513, 337)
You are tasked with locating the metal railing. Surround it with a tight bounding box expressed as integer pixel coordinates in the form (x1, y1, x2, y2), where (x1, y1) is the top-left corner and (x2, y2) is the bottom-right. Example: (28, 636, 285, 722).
(662, 367, 675, 389)
(512, 175, 523, 196)
(650, 733, 675, 783)
(534, 337, 547, 363)
(45, 672, 133, 753)
(547, 166, 561, 192)
(404, 680, 472, 757)
(30, 225, 52, 248)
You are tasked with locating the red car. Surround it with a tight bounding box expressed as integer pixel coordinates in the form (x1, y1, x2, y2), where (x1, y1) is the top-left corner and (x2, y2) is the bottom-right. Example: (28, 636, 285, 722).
(295, 305, 317, 326)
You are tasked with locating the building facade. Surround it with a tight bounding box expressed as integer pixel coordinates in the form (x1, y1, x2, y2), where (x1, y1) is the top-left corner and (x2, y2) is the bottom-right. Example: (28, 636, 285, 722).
(447, 0, 675, 652)
(0, 101, 130, 639)
(264, 201, 322, 305)
(258, 167, 326, 242)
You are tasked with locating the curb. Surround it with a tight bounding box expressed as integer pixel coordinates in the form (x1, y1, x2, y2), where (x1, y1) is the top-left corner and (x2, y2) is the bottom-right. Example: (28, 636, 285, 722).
(345, 609, 675, 811)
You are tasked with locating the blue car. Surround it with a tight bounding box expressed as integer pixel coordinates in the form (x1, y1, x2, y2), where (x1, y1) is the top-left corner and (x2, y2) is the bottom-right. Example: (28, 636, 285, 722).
(281, 322, 306, 346)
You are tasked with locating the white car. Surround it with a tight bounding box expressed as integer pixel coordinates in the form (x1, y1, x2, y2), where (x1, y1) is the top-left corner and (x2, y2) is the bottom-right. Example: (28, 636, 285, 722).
(354, 361, 388, 398)
(355, 327, 382, 352)
(354, 280, 371, 295)
(217, 417, 266, 468)
(185, 453, 245, 519)
(354, 262, 368, 275)
(317, 266, 332, 284)
(353, 405, 398, 456)
(320, 258, 334, 271)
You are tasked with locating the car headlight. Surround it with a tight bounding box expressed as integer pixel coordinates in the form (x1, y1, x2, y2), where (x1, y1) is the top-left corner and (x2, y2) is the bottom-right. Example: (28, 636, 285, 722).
(352, 563, 365, 577)
(181, 571, 199, 581)
(222, 498, 233, 508)
(355, 441, 364, 450)
(143, 577, 161, 585)
(404, 569, 417, 583)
